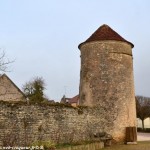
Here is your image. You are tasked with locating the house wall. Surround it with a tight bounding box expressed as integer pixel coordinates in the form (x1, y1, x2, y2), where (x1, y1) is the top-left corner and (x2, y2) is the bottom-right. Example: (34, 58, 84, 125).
(71, 103, 77, 107)
(137, 118, 150, 128)
(0, 75, 25, 101)
(0, 102, 128, 146)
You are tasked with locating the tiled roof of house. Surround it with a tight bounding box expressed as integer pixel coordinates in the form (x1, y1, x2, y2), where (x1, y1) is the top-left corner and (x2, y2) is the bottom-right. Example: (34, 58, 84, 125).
(78, 24, 134, 48)
(68, 95, 79, 104)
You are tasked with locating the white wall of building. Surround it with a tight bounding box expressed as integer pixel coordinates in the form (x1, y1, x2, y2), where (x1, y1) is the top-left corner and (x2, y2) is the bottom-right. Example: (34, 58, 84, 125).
(137, 118, 150, 128)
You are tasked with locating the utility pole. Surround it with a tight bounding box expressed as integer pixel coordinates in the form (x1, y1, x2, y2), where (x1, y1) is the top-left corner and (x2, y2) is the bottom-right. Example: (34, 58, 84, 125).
(64, 86, 67, 96)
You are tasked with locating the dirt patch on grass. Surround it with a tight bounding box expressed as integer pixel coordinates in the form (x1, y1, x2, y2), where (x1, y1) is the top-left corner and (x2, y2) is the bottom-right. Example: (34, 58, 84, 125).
(137, 132, 150, 141)
(103, 141, 150, 150)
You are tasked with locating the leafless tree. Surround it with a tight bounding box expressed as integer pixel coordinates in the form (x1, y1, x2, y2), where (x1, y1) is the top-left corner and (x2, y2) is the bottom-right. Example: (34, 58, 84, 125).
(0, 50, 14, 72)
(0, 50, 15, 101)
(136, 96, 150, 129)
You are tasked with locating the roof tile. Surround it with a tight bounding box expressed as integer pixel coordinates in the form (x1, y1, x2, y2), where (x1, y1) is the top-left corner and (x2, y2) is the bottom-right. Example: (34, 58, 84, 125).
(68, 95, 79, 104)
(79, 24, 134, 48)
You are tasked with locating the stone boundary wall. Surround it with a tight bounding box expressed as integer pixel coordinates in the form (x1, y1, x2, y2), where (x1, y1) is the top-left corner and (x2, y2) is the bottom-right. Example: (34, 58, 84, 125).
(0, 101, 124, 146)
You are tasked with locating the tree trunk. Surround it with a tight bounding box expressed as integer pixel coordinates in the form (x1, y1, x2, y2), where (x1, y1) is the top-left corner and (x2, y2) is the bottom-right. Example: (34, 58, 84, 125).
(142, 119, 145, 130)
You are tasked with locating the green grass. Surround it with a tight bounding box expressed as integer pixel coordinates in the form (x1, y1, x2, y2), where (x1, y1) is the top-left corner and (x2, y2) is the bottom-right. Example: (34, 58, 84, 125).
(102, 141, 150, 150)
(56, 141, 150, 150)
(56, 141, 94, 149)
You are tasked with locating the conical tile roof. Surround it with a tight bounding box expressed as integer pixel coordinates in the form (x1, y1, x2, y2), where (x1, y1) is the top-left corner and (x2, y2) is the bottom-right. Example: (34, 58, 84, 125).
(78, 24, 134, 48)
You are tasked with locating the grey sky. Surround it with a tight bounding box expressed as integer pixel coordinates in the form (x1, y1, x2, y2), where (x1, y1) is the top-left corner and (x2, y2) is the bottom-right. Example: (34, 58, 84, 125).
(0, 0, 150, 101)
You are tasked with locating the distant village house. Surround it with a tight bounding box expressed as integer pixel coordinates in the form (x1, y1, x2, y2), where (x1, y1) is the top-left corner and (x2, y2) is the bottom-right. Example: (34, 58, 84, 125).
(60, 94, 79, 107)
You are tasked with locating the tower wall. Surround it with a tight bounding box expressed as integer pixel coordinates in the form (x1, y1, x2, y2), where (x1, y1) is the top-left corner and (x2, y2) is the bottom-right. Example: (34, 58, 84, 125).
(79, 41, 136, 141)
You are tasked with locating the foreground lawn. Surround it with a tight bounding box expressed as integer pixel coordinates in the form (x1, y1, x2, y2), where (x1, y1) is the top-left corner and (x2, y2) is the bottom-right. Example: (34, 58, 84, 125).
(103, 141, 150, 150)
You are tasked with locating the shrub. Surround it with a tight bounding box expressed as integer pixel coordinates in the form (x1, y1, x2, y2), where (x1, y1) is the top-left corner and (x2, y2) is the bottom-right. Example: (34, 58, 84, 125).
(31, 140, 56, 150)
(137, 127, 150, 133)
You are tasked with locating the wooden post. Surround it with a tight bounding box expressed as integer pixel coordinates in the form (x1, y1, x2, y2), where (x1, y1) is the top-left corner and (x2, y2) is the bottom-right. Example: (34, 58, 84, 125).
(126, 127, 137, 144)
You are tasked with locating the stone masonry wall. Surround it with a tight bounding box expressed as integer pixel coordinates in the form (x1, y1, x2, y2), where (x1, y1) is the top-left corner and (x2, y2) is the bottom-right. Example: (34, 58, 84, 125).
(0, 75, 25, 101)
(0, 101, 121, 147)
(79, 41, 137, 141)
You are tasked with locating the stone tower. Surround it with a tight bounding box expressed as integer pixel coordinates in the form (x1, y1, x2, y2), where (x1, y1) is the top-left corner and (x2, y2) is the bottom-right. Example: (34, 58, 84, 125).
(78, 24, 136, 141)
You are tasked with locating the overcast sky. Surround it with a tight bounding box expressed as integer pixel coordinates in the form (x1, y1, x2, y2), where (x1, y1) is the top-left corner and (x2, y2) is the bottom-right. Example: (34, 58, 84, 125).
(0, 0, 150, 101)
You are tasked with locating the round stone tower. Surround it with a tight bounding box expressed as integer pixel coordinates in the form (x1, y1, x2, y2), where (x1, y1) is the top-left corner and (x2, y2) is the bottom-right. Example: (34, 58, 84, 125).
(78, 24, 136, 141)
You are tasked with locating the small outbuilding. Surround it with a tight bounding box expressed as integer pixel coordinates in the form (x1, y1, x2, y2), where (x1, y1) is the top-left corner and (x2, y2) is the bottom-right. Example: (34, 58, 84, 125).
(0, 74, 26, 102)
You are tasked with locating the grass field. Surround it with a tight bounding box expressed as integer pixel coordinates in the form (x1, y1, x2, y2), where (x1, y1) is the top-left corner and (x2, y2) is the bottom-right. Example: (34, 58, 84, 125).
(103, 141, 150, 150)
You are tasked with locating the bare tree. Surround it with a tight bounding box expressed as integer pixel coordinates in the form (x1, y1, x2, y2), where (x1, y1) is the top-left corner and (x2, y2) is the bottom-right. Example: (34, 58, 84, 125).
(0, 50, 14, 72)
(136, 96, 150, 129)
(0, 50, 15, 101)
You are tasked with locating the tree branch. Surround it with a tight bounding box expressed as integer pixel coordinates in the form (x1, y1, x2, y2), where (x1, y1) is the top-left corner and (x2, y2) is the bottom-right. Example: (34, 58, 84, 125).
(0, 50, 15, 72)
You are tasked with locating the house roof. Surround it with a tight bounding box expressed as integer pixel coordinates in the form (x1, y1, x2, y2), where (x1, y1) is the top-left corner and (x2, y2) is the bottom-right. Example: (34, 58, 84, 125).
(68, 95, 79, 104)
(78, 24, 134, 48)
(0, 74, 26, 98)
